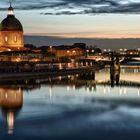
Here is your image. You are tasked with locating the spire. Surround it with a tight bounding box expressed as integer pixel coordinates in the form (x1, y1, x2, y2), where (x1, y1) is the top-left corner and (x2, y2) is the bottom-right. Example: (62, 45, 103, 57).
(8, 1, 14, 16)
(10, 1, 12, 7)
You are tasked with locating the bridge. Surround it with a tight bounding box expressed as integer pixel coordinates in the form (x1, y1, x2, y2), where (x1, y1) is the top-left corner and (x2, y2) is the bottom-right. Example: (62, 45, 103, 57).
(87, 52, 140, 62)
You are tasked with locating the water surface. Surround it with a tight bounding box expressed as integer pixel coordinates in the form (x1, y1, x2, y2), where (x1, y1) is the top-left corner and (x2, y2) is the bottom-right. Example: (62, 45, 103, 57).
(0, 67, 140, 140)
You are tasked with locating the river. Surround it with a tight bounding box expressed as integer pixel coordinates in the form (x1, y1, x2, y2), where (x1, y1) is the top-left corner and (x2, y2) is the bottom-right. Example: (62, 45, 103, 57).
(0, 67, 140, 140)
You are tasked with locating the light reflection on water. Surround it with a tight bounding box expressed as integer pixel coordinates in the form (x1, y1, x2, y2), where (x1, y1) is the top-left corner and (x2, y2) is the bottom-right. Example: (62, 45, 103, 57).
(0, 67, 140, 139)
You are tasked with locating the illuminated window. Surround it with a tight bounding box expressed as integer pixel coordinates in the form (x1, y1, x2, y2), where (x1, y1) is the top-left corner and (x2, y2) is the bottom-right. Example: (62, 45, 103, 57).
(14, 36, 17, 42)
(5, 36, 8, 42)
(15, 93, 17, 99)
(5, 92, 8, 99)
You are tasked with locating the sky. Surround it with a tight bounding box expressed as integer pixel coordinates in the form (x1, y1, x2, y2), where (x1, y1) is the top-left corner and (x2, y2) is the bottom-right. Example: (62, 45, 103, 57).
(1, 0, 140, 38)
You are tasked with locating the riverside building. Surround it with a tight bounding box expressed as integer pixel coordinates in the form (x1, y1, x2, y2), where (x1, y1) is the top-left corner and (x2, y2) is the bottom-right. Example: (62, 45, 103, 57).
(0, 3, 24, 52)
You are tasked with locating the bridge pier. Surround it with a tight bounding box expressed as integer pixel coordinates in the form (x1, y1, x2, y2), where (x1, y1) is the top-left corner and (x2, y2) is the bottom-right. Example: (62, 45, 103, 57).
(110, 52, 120, 71)
(110, 70, 120, 87)
(110, 52, 120, 87)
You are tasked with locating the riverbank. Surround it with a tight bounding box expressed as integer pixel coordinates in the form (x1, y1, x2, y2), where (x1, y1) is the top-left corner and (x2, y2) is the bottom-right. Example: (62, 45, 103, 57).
(0, 66, 103, 80)
(105, 65, 140, 68)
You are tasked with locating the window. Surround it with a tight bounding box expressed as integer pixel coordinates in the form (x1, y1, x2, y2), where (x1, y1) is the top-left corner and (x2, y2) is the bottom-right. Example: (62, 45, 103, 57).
(14, 36, 17, 42)
(5, 36, 8, 42)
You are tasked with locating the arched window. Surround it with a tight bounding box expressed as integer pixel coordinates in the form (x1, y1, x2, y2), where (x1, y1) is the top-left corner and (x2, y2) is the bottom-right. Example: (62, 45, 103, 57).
(5, 36, 8, 42)
(14, 36, 17, 42)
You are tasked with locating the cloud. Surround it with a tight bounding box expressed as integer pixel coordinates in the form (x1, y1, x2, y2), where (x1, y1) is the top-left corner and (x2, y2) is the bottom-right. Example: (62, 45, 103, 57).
(40, 11, 84, 15)
(1, 0, 140, 15)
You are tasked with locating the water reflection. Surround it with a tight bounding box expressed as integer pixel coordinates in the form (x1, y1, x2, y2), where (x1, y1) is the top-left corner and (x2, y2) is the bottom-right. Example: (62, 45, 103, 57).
(0, 67, 139, 137)
(0, 88, 23, 134)
(110, 70, 120, 87)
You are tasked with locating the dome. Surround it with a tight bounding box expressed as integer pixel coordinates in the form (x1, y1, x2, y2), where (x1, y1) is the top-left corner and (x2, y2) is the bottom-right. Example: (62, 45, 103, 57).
(0, 15, 23, 31)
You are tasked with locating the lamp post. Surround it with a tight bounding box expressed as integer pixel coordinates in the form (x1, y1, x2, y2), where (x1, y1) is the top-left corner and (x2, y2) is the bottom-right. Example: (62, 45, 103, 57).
(91, 49, 95, 53)
(49, 46, 53, 62)
(49, 46, 52, 56)
(86, 50, 89, 57)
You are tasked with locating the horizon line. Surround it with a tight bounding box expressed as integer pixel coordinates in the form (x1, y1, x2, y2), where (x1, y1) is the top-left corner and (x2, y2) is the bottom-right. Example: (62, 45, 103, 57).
(24, 34, 140, 39)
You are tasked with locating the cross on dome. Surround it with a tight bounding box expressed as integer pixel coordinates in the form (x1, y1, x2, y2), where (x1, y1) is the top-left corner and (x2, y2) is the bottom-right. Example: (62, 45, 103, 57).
(8, 1, 14, 16)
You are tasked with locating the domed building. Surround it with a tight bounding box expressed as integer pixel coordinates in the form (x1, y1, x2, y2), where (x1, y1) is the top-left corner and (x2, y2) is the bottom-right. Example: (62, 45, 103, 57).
(0, 3, 24, 51)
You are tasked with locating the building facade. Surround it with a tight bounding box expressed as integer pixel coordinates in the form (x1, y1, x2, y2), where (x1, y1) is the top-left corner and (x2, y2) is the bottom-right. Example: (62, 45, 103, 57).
(47, 43, 86, 58)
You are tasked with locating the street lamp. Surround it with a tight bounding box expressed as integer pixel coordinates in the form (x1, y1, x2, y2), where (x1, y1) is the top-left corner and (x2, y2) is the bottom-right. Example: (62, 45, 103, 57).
(86, 50, 89, 57)
(73, 50, 76, 53)
(49, 46, 53, 57)
(108, 49, 111, 52)
(67, 50, 70, 53)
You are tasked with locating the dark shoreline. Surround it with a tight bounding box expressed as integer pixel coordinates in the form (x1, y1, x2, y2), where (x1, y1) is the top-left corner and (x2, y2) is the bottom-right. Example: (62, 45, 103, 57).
(0, 66, 103, 80)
